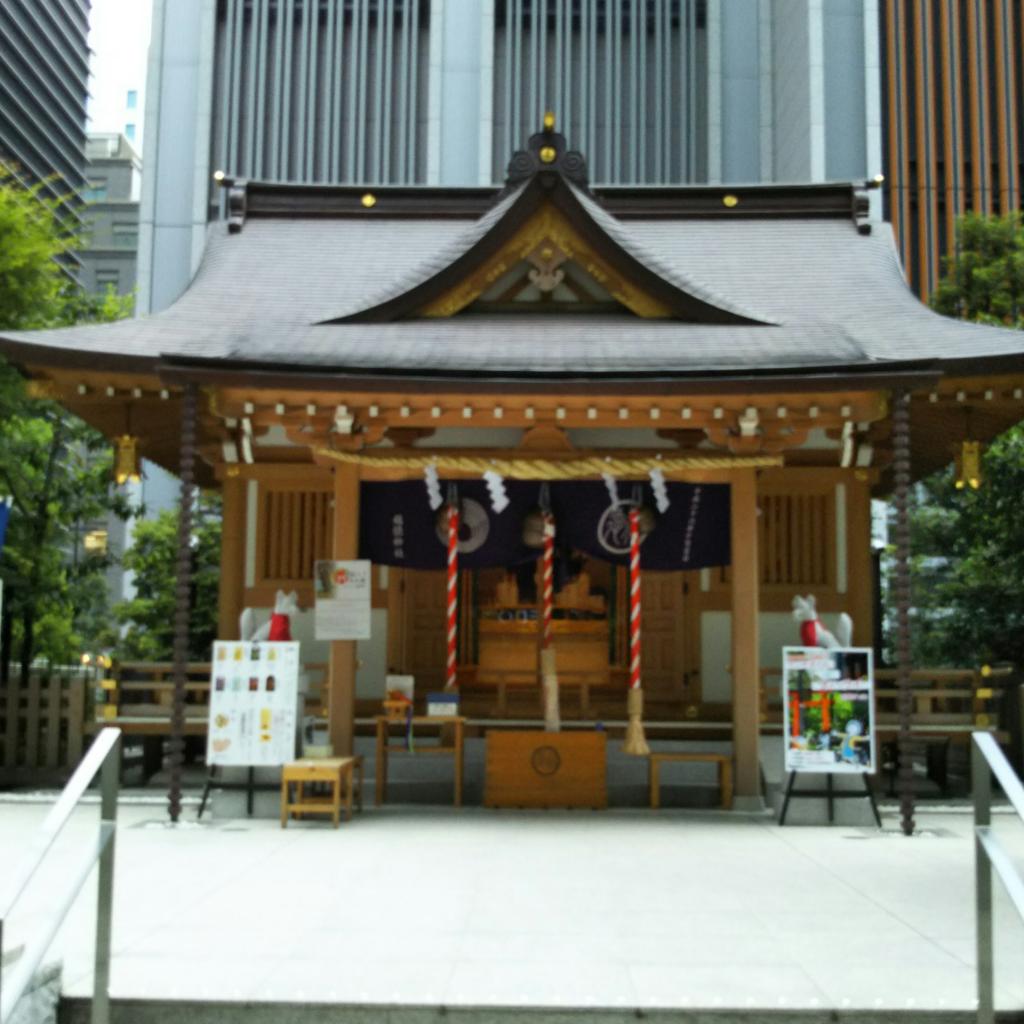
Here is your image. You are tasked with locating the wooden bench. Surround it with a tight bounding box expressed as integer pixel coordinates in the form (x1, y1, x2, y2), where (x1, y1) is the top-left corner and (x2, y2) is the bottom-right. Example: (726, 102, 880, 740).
(648, 752, 733, 810)
(280, 755, 364, 827)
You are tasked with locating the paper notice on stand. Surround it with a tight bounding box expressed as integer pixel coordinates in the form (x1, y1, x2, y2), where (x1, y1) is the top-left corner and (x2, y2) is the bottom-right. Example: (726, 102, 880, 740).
(313, 559, 372, 640)
(782, 646, 875, 774)
(207, 640, 300, 766)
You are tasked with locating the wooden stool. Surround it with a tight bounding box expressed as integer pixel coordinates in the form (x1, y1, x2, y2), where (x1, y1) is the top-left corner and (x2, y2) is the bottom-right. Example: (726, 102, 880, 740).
(648, 752, 733, 810)
(280, 756, 363, 828)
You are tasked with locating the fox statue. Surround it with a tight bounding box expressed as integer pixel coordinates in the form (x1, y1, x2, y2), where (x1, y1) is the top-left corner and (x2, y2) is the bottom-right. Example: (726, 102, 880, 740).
(791, 594, 852, 649)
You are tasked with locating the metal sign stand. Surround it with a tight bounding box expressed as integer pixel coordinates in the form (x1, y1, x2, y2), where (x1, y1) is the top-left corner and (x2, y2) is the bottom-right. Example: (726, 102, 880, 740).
(778, 771, 881, 827)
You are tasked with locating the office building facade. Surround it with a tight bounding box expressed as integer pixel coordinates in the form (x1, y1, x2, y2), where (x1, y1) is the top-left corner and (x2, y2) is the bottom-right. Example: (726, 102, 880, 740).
(0, 0, 91, 215)
(882, 0, 1024, 302)
(80, 132, 142, 297)
(139, 0, 883, 314)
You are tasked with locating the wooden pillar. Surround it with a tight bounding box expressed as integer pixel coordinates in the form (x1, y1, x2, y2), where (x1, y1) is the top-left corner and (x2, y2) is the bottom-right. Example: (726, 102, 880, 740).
(845, 472, 874, 647)
(730, 468, 761, 803)
(328, 462, 360, 755)
(217, 472, 246, 640)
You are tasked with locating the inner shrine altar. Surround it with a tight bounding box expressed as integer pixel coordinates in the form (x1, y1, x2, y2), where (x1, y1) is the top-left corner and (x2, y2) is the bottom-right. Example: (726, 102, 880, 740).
(477, 570, 609, 694)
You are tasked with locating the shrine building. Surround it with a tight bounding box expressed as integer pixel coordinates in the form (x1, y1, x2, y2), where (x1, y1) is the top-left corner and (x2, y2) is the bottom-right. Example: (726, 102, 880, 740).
(3, 122, 1024, 809)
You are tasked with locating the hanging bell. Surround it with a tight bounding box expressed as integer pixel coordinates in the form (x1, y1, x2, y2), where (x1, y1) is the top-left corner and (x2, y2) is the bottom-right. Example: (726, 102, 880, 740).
(113, 435, 141, 485)
(634, 504, 657, 538)
(435, 500, 459, 534)
(522, 508, 546, 548)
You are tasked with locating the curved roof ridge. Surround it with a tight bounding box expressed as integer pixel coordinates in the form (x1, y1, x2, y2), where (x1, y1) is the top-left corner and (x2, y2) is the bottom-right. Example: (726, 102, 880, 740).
(318, 183, 528, 323)
(566, 183, 776, 326)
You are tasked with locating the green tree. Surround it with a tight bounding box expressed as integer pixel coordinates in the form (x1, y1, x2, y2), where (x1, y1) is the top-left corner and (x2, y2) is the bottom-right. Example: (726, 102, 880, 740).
(114, 495, 222, 662)
(932, 212, 1024, 328)
(906, 430, 1024, 667)
(897, 212, 1024, 667)
(0, 164, 134, 682)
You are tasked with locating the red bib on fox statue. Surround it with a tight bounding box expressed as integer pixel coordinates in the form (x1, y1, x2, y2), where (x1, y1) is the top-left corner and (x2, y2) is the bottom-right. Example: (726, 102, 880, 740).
(267, 611, 292, 642)
(239, 590, 300, 644)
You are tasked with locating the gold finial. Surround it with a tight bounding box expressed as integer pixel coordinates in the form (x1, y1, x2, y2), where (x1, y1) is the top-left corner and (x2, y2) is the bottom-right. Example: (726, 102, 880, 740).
(543, 111, 555, 131)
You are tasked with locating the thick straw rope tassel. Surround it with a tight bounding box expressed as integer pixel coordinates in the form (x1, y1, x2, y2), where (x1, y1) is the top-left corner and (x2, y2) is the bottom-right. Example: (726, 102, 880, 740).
(444, 502, 459, 692)
(540, 512, 560, 732)
(622, 506, 650, 755)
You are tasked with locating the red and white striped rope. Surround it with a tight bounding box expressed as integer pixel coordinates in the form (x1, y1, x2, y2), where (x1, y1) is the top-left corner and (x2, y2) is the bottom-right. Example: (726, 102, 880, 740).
(446, 502, 459, 690)
(628, 506, 642, 691)
(541, 514, 555, 649)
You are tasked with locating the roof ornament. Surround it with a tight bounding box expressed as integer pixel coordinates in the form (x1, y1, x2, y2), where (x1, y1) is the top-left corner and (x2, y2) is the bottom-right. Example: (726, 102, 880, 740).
(505, 111, 589, 190)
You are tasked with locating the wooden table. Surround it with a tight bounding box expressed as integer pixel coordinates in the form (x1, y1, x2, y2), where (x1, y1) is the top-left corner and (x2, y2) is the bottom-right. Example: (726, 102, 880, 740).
(280, 756, 363, 827)
(375, 715, 465, 807)
(648, 752, 733, 810)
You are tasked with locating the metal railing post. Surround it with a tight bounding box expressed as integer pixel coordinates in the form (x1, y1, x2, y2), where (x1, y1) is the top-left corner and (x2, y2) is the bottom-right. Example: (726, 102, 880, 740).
(1019, 683, 1024, 776)
(91, 733, 120, 1024)
(973, 736, 994, 1024)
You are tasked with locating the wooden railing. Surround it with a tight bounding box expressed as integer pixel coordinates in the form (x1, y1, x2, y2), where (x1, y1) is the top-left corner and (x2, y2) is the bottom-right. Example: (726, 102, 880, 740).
(759, 664, 1013, 736)
(1, 671, 88, 781)
(92, 661, 329, 734)
(459, 666, 628, 718)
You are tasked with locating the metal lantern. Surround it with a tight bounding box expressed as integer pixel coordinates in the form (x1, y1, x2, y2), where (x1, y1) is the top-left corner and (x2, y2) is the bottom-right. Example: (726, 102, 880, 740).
(113, 434, 141, 485)
(954, 439, 982, 490)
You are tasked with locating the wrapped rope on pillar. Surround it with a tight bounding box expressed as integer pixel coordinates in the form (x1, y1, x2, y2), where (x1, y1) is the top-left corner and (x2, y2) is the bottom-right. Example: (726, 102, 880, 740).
(892, 390, 915, 836)
(540, 513, 560, 732)
(622, 506, 650, 755)
(168, 383, 198, 823)
(444, 501, 459, 692)
(541, 514, 555, 651)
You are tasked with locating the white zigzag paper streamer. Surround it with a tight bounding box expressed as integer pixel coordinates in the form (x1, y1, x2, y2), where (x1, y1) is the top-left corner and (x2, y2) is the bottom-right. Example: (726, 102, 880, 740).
(424, 464, 443, 510)
(602, 472, 618, 506)
(482, 469, 509, 513)
(649, 467, 670, 513)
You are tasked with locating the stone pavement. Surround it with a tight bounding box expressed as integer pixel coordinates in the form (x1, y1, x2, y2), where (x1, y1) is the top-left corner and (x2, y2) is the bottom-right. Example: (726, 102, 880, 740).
(1, 795, 1023, 1015)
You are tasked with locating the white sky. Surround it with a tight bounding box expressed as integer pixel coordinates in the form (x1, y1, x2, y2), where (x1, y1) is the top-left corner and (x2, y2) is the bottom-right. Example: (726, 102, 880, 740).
(87, 0, 154, 152)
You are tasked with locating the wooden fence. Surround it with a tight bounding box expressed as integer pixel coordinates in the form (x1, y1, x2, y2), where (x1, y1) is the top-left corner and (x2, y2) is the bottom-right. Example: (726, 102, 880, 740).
(1, 671, 87, 783)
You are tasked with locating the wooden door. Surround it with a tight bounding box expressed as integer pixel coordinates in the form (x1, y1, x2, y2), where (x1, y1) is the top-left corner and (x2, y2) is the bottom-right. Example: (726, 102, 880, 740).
(401, 569, 446, 693)
(641, 571, 687, 702)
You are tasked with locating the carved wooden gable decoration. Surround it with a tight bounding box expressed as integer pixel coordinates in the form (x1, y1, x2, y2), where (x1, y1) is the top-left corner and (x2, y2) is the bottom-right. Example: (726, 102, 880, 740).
(326, 117, 770, 326)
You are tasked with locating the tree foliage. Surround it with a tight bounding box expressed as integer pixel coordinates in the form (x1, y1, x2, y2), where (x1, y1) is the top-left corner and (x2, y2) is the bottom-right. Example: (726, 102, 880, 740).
(908, 430, 1024, 667)
(0, 164, 134, 681)
(932, 212, 1024, 328)
(113, 496, 222, 662)
(904, 212, 1024, 667)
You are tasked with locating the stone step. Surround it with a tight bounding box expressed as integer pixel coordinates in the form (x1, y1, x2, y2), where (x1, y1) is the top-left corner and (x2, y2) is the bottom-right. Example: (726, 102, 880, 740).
(58, 998, 1022, 1024)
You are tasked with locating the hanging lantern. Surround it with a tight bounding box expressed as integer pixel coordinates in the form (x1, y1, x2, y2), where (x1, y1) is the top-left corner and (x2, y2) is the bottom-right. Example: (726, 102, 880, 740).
(954, 440, 982, 490)
(113, 435, 141, 485)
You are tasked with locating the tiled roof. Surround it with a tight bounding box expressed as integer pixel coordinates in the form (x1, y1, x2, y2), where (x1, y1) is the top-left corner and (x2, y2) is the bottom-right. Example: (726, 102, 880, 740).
(2, 186, 1022, 381)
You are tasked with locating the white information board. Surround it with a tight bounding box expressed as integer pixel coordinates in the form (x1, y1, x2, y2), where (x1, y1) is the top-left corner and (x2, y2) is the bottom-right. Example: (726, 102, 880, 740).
(313, 559, 372, 640)
(782, 647, 875, 774)
(207, 641, 300, 766)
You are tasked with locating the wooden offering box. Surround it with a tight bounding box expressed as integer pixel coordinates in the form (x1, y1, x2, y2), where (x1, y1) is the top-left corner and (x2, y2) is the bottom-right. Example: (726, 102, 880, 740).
(484, 730, 607, 809)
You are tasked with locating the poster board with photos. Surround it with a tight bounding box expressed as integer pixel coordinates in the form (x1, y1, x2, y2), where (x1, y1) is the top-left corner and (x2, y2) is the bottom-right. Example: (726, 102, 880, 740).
(207, 641, 300, 766)
(313, 559, 372, 640)
(782, 647, 875, 774)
